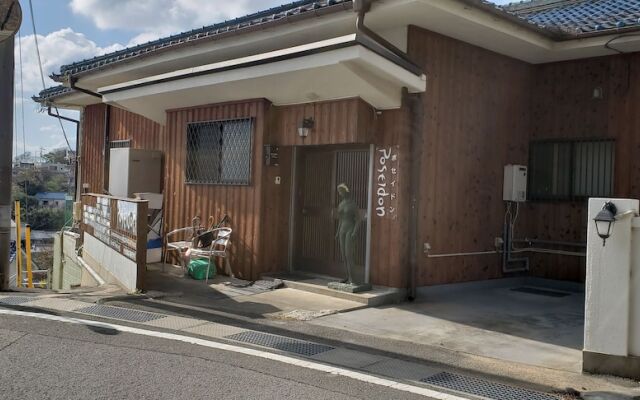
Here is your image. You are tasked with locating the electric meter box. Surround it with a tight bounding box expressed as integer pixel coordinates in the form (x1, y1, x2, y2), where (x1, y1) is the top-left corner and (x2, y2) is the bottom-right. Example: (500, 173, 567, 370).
(503, 165, 528, 202)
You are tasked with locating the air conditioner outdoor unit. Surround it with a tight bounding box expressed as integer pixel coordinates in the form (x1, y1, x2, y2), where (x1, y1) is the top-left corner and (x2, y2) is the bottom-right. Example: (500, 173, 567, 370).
(109, 148, 162, 198)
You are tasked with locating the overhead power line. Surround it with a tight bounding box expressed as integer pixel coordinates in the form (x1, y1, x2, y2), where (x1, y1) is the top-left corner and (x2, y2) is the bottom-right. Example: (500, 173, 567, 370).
(27, 0, 72, 152)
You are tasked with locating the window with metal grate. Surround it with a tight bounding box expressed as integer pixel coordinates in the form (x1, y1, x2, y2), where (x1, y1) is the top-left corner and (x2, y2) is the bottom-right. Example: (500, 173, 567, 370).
(529, 139, 614, 201)
(185, 118, 253, 185)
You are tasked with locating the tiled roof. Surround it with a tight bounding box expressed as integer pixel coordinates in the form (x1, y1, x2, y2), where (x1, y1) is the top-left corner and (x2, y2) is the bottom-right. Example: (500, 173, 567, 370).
(32, 85, 72, 103)
(504, 0, 640, 35)
(53, 0, 352, 79)
(36, 0, 640, 103)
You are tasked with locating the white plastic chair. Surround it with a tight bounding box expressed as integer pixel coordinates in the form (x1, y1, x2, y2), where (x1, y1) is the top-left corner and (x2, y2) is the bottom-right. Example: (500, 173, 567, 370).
(188, 227, 232, 283)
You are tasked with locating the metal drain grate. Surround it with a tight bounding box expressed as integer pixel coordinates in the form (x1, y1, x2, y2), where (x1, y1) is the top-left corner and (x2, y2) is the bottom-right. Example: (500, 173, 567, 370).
(77, 305, 165, 323)
(224, 331, 334, 356)
(0, 296, 35, 305)
(511, 287, 570, 298)
(421, 372, 558, 400)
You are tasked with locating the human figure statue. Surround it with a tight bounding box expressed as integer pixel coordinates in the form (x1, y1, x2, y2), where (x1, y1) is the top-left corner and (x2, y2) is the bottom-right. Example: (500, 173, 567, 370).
(335, 183, 361, 285)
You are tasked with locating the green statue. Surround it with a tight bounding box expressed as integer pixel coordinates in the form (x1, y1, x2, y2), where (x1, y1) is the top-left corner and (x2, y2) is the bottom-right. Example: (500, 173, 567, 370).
(335, 183, 361, 284)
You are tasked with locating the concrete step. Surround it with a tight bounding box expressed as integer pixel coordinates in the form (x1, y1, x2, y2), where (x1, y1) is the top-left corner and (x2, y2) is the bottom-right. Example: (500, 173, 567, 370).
(263, 274, 405, 307)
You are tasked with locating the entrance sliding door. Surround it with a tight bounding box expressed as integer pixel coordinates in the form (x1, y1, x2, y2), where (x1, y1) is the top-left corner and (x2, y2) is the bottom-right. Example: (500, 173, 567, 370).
(292, 146, 370, 282)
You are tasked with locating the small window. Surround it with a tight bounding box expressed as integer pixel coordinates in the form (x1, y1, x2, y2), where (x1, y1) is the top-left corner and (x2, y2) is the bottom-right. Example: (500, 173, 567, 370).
(185, 118, 253, 185)
(529, 139, 614, 201)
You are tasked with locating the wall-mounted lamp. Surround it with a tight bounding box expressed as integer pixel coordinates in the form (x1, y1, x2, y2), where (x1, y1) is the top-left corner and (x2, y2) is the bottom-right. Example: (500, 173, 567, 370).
(298, 117, 314, 138)
(592, 86, 604, 100)
(593, 201, 617, 246)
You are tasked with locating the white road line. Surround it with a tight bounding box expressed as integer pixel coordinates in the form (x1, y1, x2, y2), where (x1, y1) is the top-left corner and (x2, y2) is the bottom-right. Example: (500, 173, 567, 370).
(0, 309, 468, 400)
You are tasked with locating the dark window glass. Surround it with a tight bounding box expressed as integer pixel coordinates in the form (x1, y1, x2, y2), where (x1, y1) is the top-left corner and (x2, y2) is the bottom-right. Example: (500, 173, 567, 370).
(529, 139, 614, 201)
(185, 118, 253, 185)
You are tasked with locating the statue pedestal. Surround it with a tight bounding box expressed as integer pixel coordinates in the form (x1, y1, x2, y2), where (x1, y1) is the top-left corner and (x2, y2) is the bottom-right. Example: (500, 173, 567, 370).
(328, 282, 372, 293)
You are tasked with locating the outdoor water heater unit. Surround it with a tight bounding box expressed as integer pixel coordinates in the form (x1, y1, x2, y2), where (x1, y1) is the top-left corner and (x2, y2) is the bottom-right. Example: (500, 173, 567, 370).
(503, 164, 527, 202)
(109, 148, 162, 198)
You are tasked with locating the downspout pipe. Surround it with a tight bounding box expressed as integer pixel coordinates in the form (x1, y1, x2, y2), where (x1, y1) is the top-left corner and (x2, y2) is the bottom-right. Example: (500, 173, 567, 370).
(406, 91, 423, 301)
(47, 106, 80, 200)
(102, 104, 111, 194)
(353, 0, 424, 300)
(353, 0, 422, 77)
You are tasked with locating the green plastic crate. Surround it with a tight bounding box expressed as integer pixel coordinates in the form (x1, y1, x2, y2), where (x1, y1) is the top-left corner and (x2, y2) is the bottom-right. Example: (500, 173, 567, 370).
(188, 259, 216, 280)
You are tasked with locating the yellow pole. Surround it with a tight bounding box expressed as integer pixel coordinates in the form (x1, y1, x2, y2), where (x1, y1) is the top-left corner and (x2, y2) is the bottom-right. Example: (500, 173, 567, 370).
(25, 224, 33, 288)
(14, 201, 22, 288)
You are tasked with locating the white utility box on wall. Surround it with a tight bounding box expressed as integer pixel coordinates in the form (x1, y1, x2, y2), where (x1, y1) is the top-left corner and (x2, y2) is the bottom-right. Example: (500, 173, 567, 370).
(503, 164, 528, 202)
(109, 148, 162, 198)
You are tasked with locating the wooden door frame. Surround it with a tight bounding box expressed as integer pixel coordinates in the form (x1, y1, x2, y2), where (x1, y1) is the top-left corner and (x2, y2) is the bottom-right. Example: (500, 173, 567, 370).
(287, 144, 374, 284)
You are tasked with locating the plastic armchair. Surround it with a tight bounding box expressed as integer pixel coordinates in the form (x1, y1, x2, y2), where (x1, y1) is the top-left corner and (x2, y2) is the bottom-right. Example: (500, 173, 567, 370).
(164, 226, 196, 271)
(188, 228, 232, 283)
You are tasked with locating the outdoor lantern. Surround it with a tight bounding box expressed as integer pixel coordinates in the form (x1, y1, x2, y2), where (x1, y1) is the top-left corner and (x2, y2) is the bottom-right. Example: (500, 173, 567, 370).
(298, 117, 314, 138)
(593, 201, 617, 246)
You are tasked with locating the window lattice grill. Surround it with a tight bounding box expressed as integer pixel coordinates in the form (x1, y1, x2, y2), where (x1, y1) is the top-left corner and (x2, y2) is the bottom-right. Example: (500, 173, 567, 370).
(186, 118, 253, 185)
(529, 139, 614, 201)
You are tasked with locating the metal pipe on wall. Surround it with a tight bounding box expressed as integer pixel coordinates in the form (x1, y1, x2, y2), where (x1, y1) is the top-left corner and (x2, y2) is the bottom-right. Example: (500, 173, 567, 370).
(102, 104, 111, 194)
(0, 33, 16, 290)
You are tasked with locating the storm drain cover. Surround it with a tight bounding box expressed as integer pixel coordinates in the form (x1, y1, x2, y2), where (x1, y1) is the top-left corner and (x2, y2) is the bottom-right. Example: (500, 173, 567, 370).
(224, 331, 334, 356)
(77, 305, 165, 323)
(511, 287, 570, 298)
(421, 372, 558, 400)
(0, 296, 35, 305)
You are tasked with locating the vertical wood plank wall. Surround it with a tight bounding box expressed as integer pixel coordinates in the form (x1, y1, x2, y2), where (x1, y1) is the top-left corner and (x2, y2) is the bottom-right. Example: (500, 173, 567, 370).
(79, 104, 164, 193)
(408, 26, 532, 286)
(271, 98, 374, 145)
(162, 100, 269, 280)
(79, 104, 106, 193)
(524, 53, 640, 281)
(370, 107, 411, 287)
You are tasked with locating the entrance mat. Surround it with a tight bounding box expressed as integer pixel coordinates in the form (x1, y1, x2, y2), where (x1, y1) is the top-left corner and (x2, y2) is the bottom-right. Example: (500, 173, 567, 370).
(76, 304, 165, 323)
(511, 287, 570, 298)
(0, 296, 35, 305)
(224, 331, 334, 356)
(421, 372, 558, 400)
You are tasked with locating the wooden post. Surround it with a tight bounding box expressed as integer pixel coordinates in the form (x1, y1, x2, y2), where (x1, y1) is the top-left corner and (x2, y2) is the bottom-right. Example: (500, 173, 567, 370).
(15, 200, 21, 287)
(25, 224, 32, 288)
(136, 200, 148, 291)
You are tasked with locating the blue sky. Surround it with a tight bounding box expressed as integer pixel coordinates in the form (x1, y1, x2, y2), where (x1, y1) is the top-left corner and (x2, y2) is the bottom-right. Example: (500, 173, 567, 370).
(12, 0, 511, 160)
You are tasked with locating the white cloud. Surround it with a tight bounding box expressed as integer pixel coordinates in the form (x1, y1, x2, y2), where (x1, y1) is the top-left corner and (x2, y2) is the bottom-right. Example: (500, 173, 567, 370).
(15, 28, 123, 94)
(70, 0, 284, 45)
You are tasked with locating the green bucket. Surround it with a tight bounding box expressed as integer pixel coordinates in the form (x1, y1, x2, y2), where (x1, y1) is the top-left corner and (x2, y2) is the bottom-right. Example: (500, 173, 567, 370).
(188, 259, 216, 280)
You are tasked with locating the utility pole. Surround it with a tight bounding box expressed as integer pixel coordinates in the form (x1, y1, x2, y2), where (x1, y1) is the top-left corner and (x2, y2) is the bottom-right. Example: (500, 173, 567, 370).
(0, 0, 22, 291)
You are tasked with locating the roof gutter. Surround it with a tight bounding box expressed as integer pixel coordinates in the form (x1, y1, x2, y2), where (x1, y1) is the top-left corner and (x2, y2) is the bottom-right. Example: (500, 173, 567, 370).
(51, 1, 355, 83)
(62, 76, 101, 99)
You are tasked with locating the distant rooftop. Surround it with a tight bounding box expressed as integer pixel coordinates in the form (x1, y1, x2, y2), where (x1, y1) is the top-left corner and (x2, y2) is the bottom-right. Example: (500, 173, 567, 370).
(35, 192, 69, 201)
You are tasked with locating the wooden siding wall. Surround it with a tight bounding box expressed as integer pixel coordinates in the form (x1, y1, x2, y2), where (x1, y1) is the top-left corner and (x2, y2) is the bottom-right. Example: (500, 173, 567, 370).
(162, 100, 269, 280)
(523, 53, 640, 281)
(79, 104, 163, 194)
(408, 26, 532, 286)
(80, 104, 106, 193)
(271, 98, 374, 146)
(369, 107, 411, 287)
(109, 106, 163, 149)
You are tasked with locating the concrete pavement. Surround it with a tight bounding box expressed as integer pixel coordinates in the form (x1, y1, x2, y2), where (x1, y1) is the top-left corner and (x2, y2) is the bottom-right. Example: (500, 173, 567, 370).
(0, 314, 432, 400)
(0, 292, 638, 400)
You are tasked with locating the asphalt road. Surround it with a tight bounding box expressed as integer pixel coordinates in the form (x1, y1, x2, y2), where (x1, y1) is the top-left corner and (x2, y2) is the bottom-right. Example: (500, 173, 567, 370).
(0, 314, 434, 400)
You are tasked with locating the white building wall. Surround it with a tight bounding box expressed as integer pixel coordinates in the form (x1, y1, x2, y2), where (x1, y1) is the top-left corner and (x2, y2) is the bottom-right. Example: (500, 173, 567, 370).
(585, 198, 640, 360)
